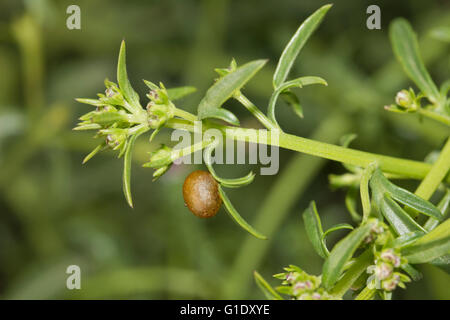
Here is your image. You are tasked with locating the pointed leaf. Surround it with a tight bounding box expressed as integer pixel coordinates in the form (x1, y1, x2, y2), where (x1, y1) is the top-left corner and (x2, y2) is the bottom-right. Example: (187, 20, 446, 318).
(117, 41, 141, 113)
(273, 4, 331, 88)
(204, 142, 255, 188)
(345, 187, 362, 222)
(329, 249, 372, 297)
(218, 186, 267, 240)
(167, 86, 197, 101)
(360, 162, 377, 222)
(425, 189, 450, 232)
(409, 218, 450, 245)
(402, 235, 450, 264)
(122, 133, 140, 208)
(83, 144, 106, 164)
(280, 91, 303, 118)
(254, 271, 283, 300)
(199, 108, 240, 126)
(429, 255, 450, 274)
(322, 221, 375, 289)
(380, 196, 425, 235)
(392, 231, 425, 248)
(322, 223, 354, 239)
(268, 76, 327, 124)
(389, 19, 440, 104)
(371, 168, 442, 220)
(401, 264, 422, 281)
(198, 60, 267, 124)
(302, 201, 328, 259)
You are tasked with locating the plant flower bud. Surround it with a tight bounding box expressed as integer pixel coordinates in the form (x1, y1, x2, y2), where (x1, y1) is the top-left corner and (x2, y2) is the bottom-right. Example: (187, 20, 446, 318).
(395, 90, 412, 107)
(380, 249, 401, 268)
(375, 262, 393, 280)
(144, 145, 173, 168)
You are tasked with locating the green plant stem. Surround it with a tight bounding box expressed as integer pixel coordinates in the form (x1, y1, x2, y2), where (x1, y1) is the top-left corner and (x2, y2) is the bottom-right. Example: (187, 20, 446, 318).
(355, 286, 376, 300)
(165, 118, 448, 182)
(234, 93, 278, 130)
(418, 108, 450, 127)
(415, 137, 450, 200)
(174, 108, 198, 122)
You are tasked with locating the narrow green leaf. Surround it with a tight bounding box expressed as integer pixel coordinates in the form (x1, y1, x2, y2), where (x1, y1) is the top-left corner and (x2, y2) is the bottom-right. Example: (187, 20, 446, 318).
(322, 221, 375, 289)
(214, 170, 255, 189)
(402, 235, 450, 264)
(90, 111, 128, 125)
(268, 76, 327, 125)
(143, 79, 159, 91)
(204, 141, 255, 188)
(167, 86, 197, 101)
(410, 218, 450, 245)
(278, 76, 328, 92)
(330, 249, 372, 298)
(280, 91, 303, 118)
(401, 264, 422, 281)
(388, 185, 442, 221)
(218, 186, 267, 240)
(425, 189, 450, 232)
(117, 40, 141, 113)
(149, 127, 160, 143)
(253, 271, 283, 300)
(339, 134, 358, 148)
(360, 162, 377, 222)
(355, 286, 376, 300)
(389, 19, 440, 104)
(73, 123, 102, 131)
(345, 187, 362, 222)
(82, 143, 106, 164)
(302, 201, 328, 259)
(273, 4, 332, 88)
(371, 168, 442, 220)
(76, 98, 104, 106)
(122, 133, 140, 208)
(198, 59, 267, 124)
(392, 231, 425, 248)
(199, 108, 240, 126)
(380, 196, 425, 235)
(430, 255, 450, 274)
(323, 224, 354, 239)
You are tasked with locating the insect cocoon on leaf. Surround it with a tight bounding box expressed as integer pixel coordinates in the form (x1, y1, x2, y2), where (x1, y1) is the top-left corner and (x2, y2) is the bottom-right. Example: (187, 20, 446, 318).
(182, 170, 222, 218)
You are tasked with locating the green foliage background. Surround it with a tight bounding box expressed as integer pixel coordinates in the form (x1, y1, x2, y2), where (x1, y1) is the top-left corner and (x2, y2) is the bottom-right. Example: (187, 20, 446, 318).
(0, 0, 449, 299)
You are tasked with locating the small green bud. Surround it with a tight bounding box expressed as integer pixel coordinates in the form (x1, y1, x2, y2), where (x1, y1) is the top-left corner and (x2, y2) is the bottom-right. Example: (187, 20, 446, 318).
(103, 129, 127, 150)
(381, 274, 400, 292)
(144, 145, 173, 168)
(285, 272, 298, 284)
(105, 87, 115, 98)
(152, 165, 171, 180)
(146, 101, 175, 129)
(395, 90, 412, 107)
(394, 89, 419, 112)
(364, 219, 387, 244)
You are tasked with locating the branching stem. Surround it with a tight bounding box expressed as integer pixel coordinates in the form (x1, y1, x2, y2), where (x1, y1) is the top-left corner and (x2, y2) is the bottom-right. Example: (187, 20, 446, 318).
(165, 117, 448, 182)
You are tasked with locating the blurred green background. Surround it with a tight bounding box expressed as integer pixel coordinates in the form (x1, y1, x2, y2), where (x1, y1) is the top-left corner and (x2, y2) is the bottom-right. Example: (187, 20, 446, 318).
(0, 0, 449, 299)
